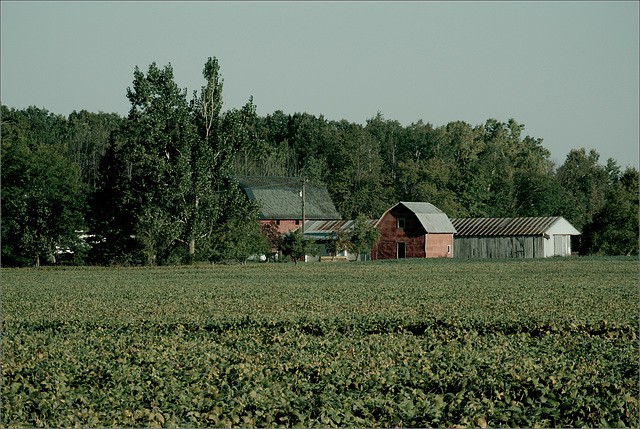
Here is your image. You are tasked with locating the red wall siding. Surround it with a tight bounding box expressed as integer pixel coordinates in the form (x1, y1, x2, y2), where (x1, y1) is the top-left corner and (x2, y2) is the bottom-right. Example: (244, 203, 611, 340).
(373, 207, 425, 260)
(260, 219, 302, 235)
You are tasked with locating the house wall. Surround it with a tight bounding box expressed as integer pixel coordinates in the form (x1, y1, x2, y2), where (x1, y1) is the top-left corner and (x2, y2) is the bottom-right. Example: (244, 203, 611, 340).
(454, 235, 545, 258)
(260, 219, 303, 235)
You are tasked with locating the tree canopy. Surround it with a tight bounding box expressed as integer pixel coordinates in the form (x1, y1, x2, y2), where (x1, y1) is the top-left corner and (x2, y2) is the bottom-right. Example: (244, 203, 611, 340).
(2, 58, 637, 267)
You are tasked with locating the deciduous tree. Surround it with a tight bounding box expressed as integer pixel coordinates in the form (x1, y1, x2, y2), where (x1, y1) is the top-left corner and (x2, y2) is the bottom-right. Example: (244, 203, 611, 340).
(349, 215, 380, 261)
(1, 105, 86, 266)
(281, 229, 319, 264)
(581, 166, 639, 255)
(324, 229, 351, 261)
(89, 57, 260, 264)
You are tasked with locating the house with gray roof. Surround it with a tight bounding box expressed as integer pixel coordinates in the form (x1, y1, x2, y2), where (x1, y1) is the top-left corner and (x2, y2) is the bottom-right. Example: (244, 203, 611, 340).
(234, 176, 341, 234)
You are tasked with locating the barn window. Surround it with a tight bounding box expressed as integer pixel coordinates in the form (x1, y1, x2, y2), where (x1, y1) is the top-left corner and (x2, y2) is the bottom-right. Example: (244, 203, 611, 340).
(295, 220, 300, 225)
(447, 244, 451, 254)
(397, 218, 405, 229)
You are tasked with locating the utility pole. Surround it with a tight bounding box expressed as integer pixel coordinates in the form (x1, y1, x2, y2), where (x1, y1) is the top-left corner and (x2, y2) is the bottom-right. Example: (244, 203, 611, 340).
(301, 178, 306, 234)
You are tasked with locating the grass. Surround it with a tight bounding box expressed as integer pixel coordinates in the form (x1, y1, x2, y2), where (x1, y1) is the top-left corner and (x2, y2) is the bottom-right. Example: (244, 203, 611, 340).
(2, 256, 637, 326)
(1, 257, 638, 428)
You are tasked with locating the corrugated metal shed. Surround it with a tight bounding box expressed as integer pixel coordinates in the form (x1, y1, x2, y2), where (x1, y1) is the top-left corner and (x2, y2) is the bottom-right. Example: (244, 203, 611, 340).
(452, 217, 563, 236)
(451, 216, 581, 258)
(301, 219, 377, 239)
(379, 202, 457, 234)
(234, 176, 341, 220)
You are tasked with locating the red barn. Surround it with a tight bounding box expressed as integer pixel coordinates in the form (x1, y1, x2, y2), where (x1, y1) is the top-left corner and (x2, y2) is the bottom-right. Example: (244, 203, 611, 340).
(372, 202, 456, 260)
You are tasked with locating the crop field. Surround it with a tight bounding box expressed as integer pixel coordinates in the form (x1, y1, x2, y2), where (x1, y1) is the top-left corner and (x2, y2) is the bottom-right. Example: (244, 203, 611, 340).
(1, 257, 638, 428)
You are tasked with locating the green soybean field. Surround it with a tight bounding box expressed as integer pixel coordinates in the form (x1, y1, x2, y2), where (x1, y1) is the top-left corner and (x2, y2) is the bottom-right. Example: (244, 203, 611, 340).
(2, 257, 638, 428)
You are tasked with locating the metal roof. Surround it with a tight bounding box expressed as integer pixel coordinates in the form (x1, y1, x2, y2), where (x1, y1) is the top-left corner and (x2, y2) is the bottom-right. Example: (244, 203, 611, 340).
(233, 176, 341, 220)
(301, 219, 377, 238)
(451, 216, 566, 237)
(414, 213, 457, 234)
(377, 202, 457, 233)
(400, 202, 445, 214)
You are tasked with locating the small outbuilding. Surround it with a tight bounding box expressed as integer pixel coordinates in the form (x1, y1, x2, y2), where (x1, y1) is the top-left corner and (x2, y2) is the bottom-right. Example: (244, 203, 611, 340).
(450, 216, 581, 259)
(301, 219, 378, 262)
(372, 202, 456, 260)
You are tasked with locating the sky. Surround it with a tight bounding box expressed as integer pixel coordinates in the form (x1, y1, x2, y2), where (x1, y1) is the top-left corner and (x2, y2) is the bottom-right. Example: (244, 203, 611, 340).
(2, 1, 639, 169)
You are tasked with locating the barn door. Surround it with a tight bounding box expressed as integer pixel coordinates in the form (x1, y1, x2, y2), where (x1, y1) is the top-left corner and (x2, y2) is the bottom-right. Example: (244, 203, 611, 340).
(397, 242, 406, 259)
(554, 235, 564, 256)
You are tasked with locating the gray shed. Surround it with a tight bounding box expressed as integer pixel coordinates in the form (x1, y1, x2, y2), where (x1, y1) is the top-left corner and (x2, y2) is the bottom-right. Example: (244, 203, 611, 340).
(451, 216, 581, 258)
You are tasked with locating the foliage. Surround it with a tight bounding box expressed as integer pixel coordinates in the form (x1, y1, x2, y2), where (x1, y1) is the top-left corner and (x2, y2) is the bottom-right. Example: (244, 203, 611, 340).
(349, 215, 381, 260)
(281, 229, 320, 264)
(204, 183, 268, 264)
(1, 258, 638, 428)
(324, 121, 390, 220)
(1, 105, 87, 267)
(581, 167, 639, 256)
(87, 58, 260, 265)
(66, 110, 123, 191)
(556, 148, 610, 231)
(324, 229, 352, 261)
(261, 221, 284, 261)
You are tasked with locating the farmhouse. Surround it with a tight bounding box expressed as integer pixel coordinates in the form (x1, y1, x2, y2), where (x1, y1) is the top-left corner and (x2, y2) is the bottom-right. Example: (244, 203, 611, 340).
(451, 216, 581, 258)
(234, 176, 341, 234)
(371, 202, 456, 260)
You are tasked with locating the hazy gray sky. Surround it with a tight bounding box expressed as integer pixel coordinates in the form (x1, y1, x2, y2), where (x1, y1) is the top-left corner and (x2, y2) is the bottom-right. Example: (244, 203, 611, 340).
(2, 1, 638, 168)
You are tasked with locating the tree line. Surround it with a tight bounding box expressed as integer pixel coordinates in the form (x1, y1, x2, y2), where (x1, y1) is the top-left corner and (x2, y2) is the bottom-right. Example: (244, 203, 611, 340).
(2, 57, 638, 266)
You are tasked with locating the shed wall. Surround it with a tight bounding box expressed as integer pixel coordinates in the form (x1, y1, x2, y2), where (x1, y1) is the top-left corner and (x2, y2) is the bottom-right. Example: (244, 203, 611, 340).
(546, 234, 572, 257)
(454, 235, 545, 258)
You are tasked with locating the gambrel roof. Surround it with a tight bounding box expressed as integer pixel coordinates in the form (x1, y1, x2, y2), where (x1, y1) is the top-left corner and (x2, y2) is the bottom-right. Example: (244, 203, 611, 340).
(234, 176, 341, 220)
(378, 202, 457, 234)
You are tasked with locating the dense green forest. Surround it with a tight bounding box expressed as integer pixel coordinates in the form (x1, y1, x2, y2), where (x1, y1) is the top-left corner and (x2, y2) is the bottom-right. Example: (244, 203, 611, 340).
(2, 57, 638, 266)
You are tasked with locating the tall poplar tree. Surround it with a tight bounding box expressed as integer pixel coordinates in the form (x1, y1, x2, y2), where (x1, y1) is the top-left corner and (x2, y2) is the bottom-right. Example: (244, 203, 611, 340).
(90, 57, 259, 264)
(189, 57, 260, 262)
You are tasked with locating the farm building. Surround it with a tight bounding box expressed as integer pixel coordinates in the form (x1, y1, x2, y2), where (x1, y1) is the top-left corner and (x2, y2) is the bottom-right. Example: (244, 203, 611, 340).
(301, 219, 378, 262)
(450, 216, 581, 258)
(371, 202, 456, 260)
(234, 176, 341, 234)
